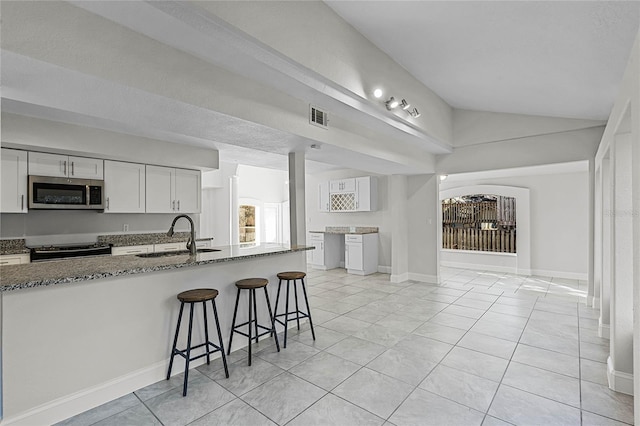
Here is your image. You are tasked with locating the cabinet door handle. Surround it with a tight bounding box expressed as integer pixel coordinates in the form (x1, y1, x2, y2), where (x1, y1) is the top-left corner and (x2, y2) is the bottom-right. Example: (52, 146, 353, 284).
(177, 200, 180, 211)
(106, 197, 110, 210)
(71, 161, 75, 176)
(63, 160, 67, 176)
(21, 194, 24, 210)
(172, 200, 176, 211)
(0, 261, 9, 265)
(320, 242, 323, 250)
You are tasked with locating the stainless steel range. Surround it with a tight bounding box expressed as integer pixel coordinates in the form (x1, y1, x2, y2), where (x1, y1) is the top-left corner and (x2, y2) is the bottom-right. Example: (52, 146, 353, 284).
(29, 243, 112, 262)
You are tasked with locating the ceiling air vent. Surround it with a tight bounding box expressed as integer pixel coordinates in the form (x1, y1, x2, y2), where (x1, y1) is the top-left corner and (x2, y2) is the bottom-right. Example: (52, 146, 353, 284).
(309, 105, 328, 128)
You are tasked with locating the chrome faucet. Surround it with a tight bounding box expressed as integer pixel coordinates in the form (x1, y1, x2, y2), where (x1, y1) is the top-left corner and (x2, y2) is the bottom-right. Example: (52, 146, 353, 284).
(167, 214, 197, 255)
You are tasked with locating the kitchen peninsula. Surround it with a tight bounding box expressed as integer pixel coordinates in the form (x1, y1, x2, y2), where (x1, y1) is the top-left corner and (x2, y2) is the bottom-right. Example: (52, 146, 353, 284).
(0, 243, 312, 425)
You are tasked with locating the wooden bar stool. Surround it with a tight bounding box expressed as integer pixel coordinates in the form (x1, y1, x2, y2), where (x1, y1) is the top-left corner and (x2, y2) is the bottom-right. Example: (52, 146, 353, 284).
(273, 271, 316, 348)
(227, 278, 280, 366)
(167, 288, 229, 397)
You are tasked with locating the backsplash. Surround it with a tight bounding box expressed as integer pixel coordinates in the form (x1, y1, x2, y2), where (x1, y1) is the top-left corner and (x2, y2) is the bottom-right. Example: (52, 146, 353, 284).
(0, 238, 28, 255)
(98, 232, 194, 247)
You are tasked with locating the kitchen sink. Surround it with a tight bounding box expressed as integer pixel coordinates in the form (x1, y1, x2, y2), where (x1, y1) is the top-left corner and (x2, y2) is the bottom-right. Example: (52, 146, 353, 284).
(136, 248, 221, 258)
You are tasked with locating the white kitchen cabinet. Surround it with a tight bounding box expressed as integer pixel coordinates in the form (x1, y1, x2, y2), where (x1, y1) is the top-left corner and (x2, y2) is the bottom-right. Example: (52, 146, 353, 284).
(355, 176, 378, 212)
(345, 233, 378, 275)
(29, 152, 103, 179)
(1, 148, 28, 213)
(146, 166, 201, 213)
(104, 160, 146, 213)
(318, 181, 330, 212)
(0, 253, 30, 266)
(154, 242, 186, 252)
(329, 178, 356, 193)
(308, 232, 341, 270)
(111, 245, 154, 256)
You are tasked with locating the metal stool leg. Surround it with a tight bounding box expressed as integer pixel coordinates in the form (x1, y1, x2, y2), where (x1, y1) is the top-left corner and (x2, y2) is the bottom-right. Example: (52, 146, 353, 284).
(253, 289, 259, 342)
(202, 301, 211, 365)
(264, 287, 280, 352)
(167, 302, 185, 380)
(182, 302, 195, 396)
(301, 277, 316, 340)
(272, 279, 283, 336)
(248, 288, 253, 366)
(227, 288, 241, 355)
(284, 278, 290, 348)
(293, 279, 302, 330)
(211, 299, 229, 378)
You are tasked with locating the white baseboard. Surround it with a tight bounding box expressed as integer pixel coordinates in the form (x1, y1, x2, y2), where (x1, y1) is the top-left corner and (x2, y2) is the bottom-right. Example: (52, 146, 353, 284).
(441, 260, 516, 275)
(377, 265, 392, 274)
(599, 322, 611, 339)
(529, 269, 588, 281)
(1, 356, 200, 426)
(3, 323, 299, 425)
(607, 356, 634, 395)
(390, 272, 409, 283)
(408, 272, 439, 284)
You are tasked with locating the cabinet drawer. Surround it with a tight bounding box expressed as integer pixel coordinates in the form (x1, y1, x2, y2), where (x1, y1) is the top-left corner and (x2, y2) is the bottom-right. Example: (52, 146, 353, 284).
(309, 233, 325, 241)
(112, 245, 153, 256)
(345, 234, 363, 243)
(0, 254, 30, 266)
(154, 242, 185, 252)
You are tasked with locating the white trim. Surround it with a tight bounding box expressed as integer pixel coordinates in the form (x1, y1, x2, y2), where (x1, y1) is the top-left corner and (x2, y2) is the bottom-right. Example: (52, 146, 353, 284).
(408, 273, 439, 284)
(0, 356, 202, 426)
(589, 296, 600, 309)
(528, 269, 588, 281)
(607, 356, 634, 395)
(599, 322, 611, 339)
(441, 249, 517, 257)
(390, 272, 409, 283)
(377, 265, 392, 274)
(441, 260, 516, 275)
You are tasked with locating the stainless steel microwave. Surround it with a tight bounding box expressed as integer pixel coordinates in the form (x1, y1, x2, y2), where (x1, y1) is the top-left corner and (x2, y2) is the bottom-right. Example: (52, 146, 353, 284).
(28, 175, 105, 210)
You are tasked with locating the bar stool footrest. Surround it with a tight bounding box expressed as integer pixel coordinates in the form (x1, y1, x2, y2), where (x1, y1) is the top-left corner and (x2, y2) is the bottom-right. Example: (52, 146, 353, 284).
(172, 341, 225, 363)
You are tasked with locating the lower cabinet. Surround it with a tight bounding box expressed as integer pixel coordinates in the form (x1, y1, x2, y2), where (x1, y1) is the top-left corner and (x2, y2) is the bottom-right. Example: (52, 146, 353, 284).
(111, 245, 154, 256)
(308, 232, 341, 270)
(345, 233, 378, 275)
(0, 253, 30, 266)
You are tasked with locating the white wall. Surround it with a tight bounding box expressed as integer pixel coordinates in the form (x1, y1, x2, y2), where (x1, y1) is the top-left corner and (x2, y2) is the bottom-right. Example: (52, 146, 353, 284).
(305, 169, 390, 270)
(440, 169, 589, 278)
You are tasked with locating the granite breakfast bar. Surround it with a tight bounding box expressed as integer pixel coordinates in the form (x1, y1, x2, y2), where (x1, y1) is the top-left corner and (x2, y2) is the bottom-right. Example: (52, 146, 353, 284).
(0, 244, 312, 425)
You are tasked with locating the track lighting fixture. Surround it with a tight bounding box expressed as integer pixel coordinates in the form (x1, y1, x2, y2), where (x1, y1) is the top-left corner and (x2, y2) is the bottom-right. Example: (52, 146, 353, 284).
(385, 97, 399, 110)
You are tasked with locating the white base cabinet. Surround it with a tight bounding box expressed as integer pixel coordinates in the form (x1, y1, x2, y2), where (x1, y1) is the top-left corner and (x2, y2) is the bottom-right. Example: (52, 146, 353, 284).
(0, 254, 30, 266)
(308, 232, 341, 270)
(1, 149, 28, 213)
(345, 233, 378, 275)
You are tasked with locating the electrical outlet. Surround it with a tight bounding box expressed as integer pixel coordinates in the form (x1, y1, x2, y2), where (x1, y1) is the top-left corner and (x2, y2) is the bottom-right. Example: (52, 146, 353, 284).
(123, 224, 129, 232)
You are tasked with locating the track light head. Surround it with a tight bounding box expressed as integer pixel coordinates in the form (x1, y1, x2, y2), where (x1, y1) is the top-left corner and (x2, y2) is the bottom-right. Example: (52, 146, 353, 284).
(385, 97, 399, 110)
(400, 99, 411, 110)
(410, 108, 421, 118)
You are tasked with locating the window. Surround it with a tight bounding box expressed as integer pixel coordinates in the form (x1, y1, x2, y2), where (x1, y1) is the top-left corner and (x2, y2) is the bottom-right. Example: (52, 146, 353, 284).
(442, 194, 516, 253)
(239, 205, 256, 245)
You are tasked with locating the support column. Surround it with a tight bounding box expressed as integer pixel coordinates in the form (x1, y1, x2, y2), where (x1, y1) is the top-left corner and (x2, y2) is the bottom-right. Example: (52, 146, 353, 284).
(600, 157, 612, 338)
(587, 158, 595, 306)
(390, 175, 409, 282)
(592, 165, 602, 308)
(230, 175, 239, 245)
(288, 152, 306, 246)
(608, 133, 634, 395)
(407, 174, 440, 284)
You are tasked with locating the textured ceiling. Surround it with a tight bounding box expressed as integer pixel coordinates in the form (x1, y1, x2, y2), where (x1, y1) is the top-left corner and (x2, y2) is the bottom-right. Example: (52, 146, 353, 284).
(326, 1, 640, 120)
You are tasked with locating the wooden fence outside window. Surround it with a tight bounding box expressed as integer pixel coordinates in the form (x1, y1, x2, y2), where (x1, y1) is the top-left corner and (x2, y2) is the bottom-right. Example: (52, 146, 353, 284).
(442, 196, 516, 253)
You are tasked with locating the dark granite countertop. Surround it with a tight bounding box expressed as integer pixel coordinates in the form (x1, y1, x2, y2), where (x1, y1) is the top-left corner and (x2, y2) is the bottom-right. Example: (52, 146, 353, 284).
(1, 243, 313, 292)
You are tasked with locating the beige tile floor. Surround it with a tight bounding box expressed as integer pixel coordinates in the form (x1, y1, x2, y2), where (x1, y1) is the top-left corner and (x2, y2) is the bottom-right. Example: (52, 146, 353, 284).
(57, 267, 634, 426)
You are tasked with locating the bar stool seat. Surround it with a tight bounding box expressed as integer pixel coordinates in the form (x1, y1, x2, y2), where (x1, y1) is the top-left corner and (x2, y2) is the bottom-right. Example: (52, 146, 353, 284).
(228, 278, 280, 365)
(273, 271, 315, 348)
(167, 288, 228, 396)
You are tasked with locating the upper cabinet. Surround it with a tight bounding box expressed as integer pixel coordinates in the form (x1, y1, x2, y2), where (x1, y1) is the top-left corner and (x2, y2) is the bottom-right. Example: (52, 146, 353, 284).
(146, 165, 201, 213)
(320, 176, 378, 212)
(1, 148, 28, 213)
(29, 152, 104, 180)
(104, 160, 146, 213)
